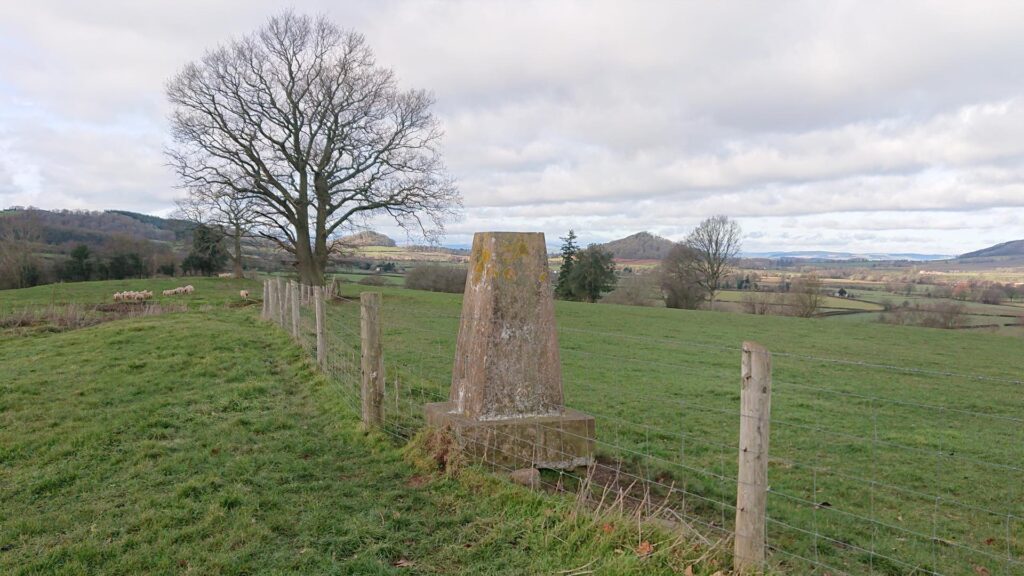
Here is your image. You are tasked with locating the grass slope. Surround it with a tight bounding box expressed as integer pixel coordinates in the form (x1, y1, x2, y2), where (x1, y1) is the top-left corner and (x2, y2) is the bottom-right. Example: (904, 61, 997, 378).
(0, 302, 712, 575)
(0, 277, 259, 312)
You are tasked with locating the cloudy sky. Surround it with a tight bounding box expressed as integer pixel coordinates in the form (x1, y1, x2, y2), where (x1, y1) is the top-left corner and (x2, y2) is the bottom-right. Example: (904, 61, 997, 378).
(2, 1, 1023, 254)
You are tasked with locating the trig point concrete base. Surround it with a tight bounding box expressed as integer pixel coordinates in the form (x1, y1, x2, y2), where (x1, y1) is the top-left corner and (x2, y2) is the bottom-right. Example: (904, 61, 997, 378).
(425, 403, 595, 470)
(425, 231, 594, 470)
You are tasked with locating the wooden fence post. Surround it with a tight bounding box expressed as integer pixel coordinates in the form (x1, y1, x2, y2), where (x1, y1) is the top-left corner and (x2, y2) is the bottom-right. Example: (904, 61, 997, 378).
(290, 281, 300, 339)
(276, 278, 286, 326)
(261, 280, 269, 319)
(268, 279, 278, 324)
(281, 279, 288, 328)
(735, 341, 772, 573)
(315, 285, 327, 368)
(360, 292, 384, 429)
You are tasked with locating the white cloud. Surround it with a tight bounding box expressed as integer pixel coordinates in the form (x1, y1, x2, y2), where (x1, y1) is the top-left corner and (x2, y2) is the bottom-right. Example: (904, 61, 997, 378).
(1, 0, 1023, 253)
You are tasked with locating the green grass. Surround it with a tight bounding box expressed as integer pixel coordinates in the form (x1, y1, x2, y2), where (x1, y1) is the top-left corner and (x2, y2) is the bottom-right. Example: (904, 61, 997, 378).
(714, 290, 884, 312)
(320, 285, 1024, 575)
(0, 286, 721, 575)
(0, 277, 260, 312)
(332, 272, 406, 286)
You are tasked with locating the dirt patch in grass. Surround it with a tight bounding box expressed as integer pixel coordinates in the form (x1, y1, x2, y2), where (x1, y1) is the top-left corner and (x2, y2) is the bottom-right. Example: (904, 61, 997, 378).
(0, 302, 189, 336)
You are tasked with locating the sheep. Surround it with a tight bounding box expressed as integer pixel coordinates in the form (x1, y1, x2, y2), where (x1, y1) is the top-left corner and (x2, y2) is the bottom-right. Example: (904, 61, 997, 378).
(240, 290, 250, 300)
(160, 286, 194, 297)
(114, 290, 151, 302)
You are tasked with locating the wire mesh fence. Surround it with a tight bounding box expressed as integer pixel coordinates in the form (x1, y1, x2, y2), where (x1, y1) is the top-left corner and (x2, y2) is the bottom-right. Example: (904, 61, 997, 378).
(262, 278, 1024, 575)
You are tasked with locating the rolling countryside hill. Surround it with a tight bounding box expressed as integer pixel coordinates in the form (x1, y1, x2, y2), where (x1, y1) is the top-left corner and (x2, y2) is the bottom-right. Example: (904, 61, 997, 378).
(598, 231, 674, 260)
(959, 239, 1024, 260)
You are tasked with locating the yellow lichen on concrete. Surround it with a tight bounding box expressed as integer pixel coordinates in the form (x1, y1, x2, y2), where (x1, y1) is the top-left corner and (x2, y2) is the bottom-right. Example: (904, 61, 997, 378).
(472, 245, 492, 286)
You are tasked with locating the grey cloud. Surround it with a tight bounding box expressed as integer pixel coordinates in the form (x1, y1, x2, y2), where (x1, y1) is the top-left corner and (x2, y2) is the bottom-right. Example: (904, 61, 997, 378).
(1, 0, 1023, 253)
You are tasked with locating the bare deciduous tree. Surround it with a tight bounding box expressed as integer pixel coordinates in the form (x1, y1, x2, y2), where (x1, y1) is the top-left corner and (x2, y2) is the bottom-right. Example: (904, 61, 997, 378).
(166, 11, 460, 284)
(789, 274, 823, 317)
(0, 211, 43, 289)
(660, 243, 707, 309)
(177, 188, 258, 278)
(686, 215, 742, 308)
(742, 290, 778, 315)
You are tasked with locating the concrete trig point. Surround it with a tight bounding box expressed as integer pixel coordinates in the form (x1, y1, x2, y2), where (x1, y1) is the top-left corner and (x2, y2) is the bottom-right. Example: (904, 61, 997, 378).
(426, 231, 595, 470)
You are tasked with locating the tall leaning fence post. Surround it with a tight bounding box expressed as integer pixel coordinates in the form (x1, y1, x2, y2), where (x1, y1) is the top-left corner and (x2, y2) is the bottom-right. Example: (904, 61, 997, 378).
(290, 281, 300, 339)
(315, 285, 326, 368)
(734, 341, 772, 574)
(360, 292, 384, 429)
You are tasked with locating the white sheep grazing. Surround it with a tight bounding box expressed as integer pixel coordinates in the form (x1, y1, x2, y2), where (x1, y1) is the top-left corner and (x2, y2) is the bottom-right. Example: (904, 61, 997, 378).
(113, 292, 123, 302)
(240, 290, 250, 300)
(184, 285, 195, 294)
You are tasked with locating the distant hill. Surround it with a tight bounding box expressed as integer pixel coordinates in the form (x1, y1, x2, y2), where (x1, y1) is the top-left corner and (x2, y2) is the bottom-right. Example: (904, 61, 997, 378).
(744, 250, 951, 262)
(107, 210, 195, 241)
(599, 232, 674, 260)
(0, 207, 194, 250)
(338, 230, 397, 247)
(959, 240, 1024, 260)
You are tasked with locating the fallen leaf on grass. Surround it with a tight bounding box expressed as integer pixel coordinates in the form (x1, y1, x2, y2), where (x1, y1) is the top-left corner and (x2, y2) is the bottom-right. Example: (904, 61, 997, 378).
(684, 566, 694, 576)
(974, 566, 990, 576)
(600, 523, 614, 534)
(393, 559, 415, 568)
(635, 541, 653, 557)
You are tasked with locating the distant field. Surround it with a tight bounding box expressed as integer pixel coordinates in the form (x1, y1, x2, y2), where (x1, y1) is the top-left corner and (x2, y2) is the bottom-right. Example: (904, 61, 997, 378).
(714, 289, 884, 312)
(348, 245, 468, 264)
(331, 272, 405, 286)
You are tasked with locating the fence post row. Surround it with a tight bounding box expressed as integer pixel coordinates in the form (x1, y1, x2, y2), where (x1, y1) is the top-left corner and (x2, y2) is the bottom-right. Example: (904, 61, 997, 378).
(360, 291, 384, 429)
(734, 341, 772, 574)
(315, 286, 327, 368)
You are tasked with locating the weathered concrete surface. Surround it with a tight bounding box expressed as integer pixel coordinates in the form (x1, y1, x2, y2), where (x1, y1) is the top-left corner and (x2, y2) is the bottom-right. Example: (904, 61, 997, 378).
(508, 468, 541, 490)
(426, 231, 594, 470)
(450, 232, 562, 419)
(426, 402, 594, 470)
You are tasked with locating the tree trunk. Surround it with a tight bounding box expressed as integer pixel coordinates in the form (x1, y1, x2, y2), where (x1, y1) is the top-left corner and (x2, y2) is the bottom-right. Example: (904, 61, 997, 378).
(311, 177, 329, 286)
(232, 228, 244, 279)
(293, 203, 320, 285)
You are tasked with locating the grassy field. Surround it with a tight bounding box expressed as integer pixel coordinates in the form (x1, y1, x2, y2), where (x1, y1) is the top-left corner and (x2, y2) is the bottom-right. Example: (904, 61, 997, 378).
(0, 277, 260, 311)
(713, 289, 885, 313)
(0, 282, 724, 575)
(317, 285, 1024, 575)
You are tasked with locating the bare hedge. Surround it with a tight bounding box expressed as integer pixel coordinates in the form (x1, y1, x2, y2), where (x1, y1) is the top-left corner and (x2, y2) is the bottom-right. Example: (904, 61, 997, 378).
(404, 265, 467, 293)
